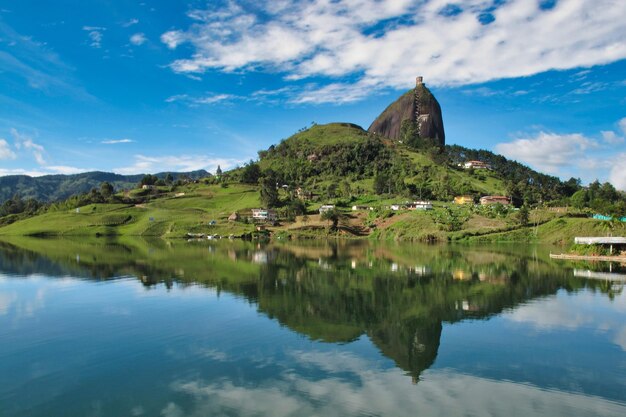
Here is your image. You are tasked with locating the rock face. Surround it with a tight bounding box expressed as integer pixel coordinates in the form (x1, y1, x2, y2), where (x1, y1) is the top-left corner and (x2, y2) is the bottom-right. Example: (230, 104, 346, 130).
(368, 77, 445, 146)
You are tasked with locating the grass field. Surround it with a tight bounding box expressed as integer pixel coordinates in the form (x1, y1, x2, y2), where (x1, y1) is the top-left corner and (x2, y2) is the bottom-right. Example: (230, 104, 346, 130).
(0, 183, 261, 238)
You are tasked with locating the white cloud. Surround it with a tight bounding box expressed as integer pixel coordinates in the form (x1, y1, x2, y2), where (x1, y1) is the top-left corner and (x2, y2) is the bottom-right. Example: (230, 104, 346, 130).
(601, 130, 624, 145)
(619, 117, 626, 135)
(0, 168, 49, 177)
(0, 165, 88, 177)
(160, 30, 186, 49)
(82, 26, 105, 48)
(11, 128, 46, 165)
(495, 118, 626, 189)
(0, 138, 16, 159)
(130, 33, 147, 46)
(609, 152, 626, 191)
(495, 132, 598, 175)
(122, 18, 139, 28)
(45, 165, 86, 175)
(160, 0, 626, 102)
(115, 154, 246, 175)
(101, 138, 135, 144)
(165, 93, 236, 106)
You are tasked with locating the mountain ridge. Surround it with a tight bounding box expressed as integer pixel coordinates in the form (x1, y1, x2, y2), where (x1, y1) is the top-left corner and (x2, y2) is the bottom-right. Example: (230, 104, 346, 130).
(0, 170, 210, 203)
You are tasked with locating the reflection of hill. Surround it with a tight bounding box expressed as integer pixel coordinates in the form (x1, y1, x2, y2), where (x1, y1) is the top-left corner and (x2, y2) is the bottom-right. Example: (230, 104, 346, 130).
(0, 237, 621, 380)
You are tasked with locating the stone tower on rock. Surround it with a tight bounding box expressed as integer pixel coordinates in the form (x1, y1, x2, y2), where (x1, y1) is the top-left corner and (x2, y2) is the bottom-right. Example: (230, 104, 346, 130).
(368, 77, 445, 146)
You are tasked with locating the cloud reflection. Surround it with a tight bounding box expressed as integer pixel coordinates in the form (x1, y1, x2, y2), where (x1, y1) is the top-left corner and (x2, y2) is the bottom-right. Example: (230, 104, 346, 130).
(166, 364, 626, 417)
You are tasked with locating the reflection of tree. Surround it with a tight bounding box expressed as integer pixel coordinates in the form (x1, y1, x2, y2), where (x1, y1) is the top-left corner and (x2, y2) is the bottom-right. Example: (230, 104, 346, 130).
(1, 238, 625, 381)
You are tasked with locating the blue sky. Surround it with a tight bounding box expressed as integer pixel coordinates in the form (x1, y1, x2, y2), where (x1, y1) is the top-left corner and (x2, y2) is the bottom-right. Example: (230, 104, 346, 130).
(1, 0, 625, 189)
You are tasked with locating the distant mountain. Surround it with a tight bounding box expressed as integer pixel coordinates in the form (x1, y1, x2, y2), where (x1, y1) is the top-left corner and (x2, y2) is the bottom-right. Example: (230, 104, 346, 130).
(0, 170, 210, 203)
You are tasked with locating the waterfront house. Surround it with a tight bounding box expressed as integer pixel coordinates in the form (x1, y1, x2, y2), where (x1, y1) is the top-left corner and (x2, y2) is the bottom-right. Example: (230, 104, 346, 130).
(251, 209, 278, 222)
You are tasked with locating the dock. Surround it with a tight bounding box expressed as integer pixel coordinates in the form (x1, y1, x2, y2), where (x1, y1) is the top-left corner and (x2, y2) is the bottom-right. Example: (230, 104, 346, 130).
(550, 253, 626, 262)
(574, 237, 626, 245)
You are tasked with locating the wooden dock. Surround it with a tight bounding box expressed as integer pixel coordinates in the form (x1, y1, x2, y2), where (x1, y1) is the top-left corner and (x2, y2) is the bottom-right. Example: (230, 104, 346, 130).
(550, 253, 626, 262)
(574, 237, 626, 245)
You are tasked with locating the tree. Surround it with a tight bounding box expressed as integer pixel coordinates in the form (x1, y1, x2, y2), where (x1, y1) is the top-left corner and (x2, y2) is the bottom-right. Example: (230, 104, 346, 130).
(570, 189, 587, 209)
(327, 183, 338, 199)
(165, 173, 174, 184)
(241, 161, 261, 184)
(341, 180, 352, 198)
(140, 174, 158, 187)
(260, 170, 279, 208)
(374, 171, 389, 195)
(518, 204, 530, 226)
(100, 182, 114, 198)
(216, 165, 222, 177)
(321, 208, 340, 231)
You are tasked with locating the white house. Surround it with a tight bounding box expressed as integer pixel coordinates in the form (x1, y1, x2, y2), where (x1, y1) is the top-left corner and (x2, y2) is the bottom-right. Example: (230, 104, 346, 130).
(463, 160, 490, 170)
(408, 201, 433, 210)
(319, 205, 335, 213)
(251, 209, 278, 222)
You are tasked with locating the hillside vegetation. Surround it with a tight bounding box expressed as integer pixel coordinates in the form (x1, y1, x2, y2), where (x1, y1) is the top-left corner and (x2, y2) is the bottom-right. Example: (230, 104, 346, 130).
(1, 123, 625, 244)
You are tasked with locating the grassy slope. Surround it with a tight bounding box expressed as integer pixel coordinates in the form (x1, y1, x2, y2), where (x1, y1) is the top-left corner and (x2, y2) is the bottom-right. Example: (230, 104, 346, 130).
(0, 183, 260, 238)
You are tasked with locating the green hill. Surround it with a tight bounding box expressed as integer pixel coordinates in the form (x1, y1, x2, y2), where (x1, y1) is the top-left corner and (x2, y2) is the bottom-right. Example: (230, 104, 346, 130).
(254, 123, 526, 201)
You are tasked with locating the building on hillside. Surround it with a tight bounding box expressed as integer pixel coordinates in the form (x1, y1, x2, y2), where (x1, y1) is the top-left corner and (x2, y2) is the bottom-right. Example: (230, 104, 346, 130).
(463, 160, 490, 170)
(454, 195, 474, 205)
(390, 204, 405, 211)
(251, 209, 278, 222)
(296, 187, 312, 201)
(479, 196, 511, 205)
(319, 205, 335, 214)
(228, 212, 239, 222)
(352, 205, 373, 211)
(407, 201, 433, 210)
(141, 184, 156, 190)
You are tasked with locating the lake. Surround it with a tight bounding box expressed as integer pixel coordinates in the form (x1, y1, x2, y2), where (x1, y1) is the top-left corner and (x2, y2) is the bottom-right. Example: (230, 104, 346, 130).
(1, 238, 625, 416)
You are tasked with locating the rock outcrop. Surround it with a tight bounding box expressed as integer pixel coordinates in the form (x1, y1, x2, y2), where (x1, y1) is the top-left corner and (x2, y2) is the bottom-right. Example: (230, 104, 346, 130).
(368, 77, 445, 146)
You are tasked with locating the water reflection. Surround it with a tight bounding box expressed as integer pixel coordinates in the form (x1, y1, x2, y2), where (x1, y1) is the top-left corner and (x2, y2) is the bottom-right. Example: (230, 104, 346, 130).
(1, 238, 625, 416)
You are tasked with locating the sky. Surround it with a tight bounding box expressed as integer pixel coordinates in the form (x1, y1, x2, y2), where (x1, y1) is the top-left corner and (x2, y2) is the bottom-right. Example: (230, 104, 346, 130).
(0, 0, 625, 189)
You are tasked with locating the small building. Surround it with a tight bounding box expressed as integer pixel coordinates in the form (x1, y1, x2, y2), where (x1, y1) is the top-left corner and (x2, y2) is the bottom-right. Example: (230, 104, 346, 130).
(251, 209, 278, 222)
(407, 201, 433, 210)
(480, 196, 511, 205)
(228, 212, 239, 222)
(296, 187, 312, 201)
(390, 204, 405, 211)
(454, 195, 474, 205)
(463, 160, 490, 170)
(141, 184, 156, 190)
(352, 205, 372, 211)
(319, 205, 335, 214)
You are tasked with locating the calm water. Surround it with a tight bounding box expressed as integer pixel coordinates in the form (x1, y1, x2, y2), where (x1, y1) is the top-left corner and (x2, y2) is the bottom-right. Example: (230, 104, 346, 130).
(1, 238, 625, 417)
